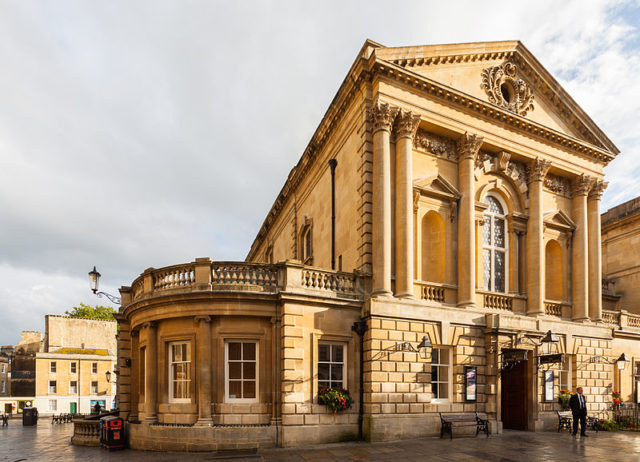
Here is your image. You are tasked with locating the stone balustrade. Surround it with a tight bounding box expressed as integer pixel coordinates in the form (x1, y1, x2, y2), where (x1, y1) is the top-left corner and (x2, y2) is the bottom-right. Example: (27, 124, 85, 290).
(602, 309, 620, 325)
(544, 301, 562, 317)
(482, 292, 513, 311)
(71, 419, 101, 446)
(128, 259, 360, 302)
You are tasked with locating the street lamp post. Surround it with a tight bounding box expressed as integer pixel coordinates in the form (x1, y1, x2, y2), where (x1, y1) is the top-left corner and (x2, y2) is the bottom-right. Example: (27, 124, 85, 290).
(88, 266, 121, 304)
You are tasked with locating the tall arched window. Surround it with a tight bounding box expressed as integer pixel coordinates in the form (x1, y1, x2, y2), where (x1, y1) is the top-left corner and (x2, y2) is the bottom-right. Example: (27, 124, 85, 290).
(482, 195, 507, 292)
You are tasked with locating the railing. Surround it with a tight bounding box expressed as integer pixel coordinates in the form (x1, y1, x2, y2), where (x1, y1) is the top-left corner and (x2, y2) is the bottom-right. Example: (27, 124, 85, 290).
(483, 293, 513, 311)
(602, 310, 619, 325)
(212, 262, 278, 290)
(154, 264, 196, 291)
(626, 313, 640, 329)
(71, 419, 100, 446)
(300, 269, 357, 295)
(127, 259, 361, 302)
(544, 301, 562, 317)
(420, 284, 445, 302)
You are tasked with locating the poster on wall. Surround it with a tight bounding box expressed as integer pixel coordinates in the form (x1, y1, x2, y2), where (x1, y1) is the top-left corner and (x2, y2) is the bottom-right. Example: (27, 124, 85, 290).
(544, 370, 554, 402)
(465, 366, 477, 402)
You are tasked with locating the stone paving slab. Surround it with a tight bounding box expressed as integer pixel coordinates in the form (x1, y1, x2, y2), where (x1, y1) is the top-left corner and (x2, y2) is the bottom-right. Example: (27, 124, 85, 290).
(2, 419, 640, 461)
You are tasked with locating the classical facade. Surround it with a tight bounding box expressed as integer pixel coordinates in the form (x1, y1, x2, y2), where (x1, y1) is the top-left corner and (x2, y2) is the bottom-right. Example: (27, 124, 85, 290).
(113, 40, 640, 451)
(34, 316, 117, 415)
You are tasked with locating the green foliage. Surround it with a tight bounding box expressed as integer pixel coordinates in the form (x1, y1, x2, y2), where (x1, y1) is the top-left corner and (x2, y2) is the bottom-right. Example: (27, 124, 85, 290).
(599, 419, 618, 432)
(318, 387, 353, 412)
(65, 303, 116, 320)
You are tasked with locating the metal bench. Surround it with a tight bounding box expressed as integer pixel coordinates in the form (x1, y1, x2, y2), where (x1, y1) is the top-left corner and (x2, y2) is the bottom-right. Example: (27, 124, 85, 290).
(556, 410, 572, 432)
(440, 412, 489, 439)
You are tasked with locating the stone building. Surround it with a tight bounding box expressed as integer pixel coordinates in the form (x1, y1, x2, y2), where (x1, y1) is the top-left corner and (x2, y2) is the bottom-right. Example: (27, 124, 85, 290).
(601, 196, 640, 403)
(0, 355, 9, 398)
(34, 316, 117, 415)
(113, 40, 640, 451)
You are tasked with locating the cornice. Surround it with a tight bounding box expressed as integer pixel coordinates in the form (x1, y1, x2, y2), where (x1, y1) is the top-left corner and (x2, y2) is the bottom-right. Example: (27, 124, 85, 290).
(371, 58, 616, 164)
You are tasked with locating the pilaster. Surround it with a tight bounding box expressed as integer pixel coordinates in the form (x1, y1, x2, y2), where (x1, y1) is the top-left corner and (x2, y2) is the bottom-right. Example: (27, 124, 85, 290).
(588, 180, 607, 322)
(194, 316, 212, 426)
(143, 321, 158, 424)
(571, 174, 594, 321)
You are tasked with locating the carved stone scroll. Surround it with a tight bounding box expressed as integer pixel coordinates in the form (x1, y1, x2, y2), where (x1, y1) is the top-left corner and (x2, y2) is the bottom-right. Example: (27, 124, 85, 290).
(481, 62, 535, 116)
(457, 132, 484, 161)
(572, 174, 595, 197)
(527, 158, 551, 183)
(395, 110, 421, 139)
(413, 130, 457, 160)
(589, 179, 608, 200)
(367, 102, 398, 133)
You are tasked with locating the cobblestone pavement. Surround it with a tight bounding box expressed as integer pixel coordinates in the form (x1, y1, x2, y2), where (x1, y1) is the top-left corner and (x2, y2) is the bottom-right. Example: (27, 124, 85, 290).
(2, 419, 640, 461)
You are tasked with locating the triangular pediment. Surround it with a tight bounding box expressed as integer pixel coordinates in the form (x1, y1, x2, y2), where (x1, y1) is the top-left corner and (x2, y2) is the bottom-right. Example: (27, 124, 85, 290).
(374, 41, 618, 155)
(544, 209, 576, 232)
(414, 174, 461, 201)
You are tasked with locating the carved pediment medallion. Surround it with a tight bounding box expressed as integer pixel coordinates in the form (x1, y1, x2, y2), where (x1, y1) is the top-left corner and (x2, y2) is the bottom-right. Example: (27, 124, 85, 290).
(481, 62, 534, 116)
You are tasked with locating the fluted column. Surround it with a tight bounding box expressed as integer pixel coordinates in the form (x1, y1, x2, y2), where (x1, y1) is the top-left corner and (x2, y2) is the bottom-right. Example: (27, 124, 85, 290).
(588, 180, 607, 321)
(572, 175, 594, 321)
(143, 322, 158, 424)
(457, 133, 483, 307)
(194, 316, 212, 426)
(394, 110, 421, 298)
(369, 102, 398, 297)
(526, 158, 551, 315)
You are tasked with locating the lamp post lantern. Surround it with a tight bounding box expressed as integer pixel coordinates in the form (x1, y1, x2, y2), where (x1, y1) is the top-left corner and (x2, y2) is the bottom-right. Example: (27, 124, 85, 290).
(88, 266, 121, 304)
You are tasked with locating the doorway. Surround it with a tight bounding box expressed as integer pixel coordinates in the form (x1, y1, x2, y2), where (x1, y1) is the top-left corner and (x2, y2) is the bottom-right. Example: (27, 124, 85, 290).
(70, 402, 77, 414)
(4, 403, 11, 414)
(501, 357, 529, 430)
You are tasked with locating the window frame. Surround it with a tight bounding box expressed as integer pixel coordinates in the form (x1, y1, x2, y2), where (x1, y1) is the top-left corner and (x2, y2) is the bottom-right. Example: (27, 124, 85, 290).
(1, 363, 6, 373)
(430, 347, 452, 403)
(90, 381, 98, 395)
(317, 342, 347, 390)
(70, 362, 77, 374)
(69, 380, 78, 394)
(168, 341, 192, 404)
(50, 361, 57, 374)
(302, 225, 313, 264)
(1, 380, 5, 393)
(91, 362, 98, 374)
(49, 380, 57, 394)
(482, 194, 509, 293)
(224, 340, 259, 403)
(48, 399, 57, 412)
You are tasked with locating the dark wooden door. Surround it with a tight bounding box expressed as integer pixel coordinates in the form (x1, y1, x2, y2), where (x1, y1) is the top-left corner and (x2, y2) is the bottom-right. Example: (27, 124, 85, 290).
(501, 359, 528, 430)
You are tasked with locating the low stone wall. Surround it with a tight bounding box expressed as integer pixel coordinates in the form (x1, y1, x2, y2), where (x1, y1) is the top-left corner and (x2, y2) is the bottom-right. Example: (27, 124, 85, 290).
(128, 423, 277, 452)
(71, 419, 100, 446)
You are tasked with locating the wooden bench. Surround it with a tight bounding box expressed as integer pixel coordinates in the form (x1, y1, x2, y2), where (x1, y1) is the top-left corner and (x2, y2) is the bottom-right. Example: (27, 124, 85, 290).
(440, 412, 489, 439)
(556, 410, 572, 432)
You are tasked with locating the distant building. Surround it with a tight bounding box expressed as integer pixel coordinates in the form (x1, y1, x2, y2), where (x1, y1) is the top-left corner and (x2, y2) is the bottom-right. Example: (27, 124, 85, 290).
(0, 332, 42, 414)
(0, 355, 9, 398)
(34, 316, 117, 415)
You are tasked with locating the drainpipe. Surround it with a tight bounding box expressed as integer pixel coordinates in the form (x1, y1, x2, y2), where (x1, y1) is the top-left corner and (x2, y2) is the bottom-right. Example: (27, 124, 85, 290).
(329, 159, 337, 269)
(351, 319, 368, 440)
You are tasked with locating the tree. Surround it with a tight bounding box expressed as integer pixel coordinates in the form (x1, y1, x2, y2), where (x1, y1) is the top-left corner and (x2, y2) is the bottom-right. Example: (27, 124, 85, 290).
(65, 303, 116, 320)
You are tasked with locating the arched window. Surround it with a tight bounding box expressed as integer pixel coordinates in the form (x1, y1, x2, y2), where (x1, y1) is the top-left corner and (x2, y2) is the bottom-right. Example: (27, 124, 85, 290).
(482, 195, 507, 292)
(301, 225, 312, 263)
(421, 211, 446, 283)
(545, 240, 563, 301)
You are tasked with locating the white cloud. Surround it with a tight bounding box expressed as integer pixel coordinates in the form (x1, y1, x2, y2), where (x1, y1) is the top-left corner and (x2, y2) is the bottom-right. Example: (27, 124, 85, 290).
(0, 0, 638, 343)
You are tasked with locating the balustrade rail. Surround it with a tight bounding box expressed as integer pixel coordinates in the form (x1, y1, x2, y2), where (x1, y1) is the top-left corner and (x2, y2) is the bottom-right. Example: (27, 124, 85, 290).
(420, 283, 445, 302)
(483, 293, 513, 311)
(602, 310, 620, 325)
(71, 419, 100, 446)
(211, 262, 278, 289)
(544, 301, 562, 317)
(300, 269, 357, 295)
(154, 264, 195, 291)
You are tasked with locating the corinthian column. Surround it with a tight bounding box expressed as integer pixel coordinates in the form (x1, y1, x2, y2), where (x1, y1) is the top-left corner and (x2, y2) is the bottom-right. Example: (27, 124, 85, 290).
(588, 180, 607, 321)
(457, 133, 483, 307)
(526, 158, 551, 315)
(572, 174, 594, 321)
(143, 322, 158, 424)
(195, 316, 212, 426)
(395, 110, 421, 298)
(369, 102, 398, 297)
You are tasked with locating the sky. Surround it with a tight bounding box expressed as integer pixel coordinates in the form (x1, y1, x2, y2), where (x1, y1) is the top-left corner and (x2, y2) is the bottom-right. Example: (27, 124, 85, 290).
(1, 0, 639, 345)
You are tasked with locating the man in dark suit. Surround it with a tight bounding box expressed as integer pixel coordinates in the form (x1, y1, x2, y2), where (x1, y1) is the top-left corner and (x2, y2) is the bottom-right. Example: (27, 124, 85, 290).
(569, 387, 588, 437)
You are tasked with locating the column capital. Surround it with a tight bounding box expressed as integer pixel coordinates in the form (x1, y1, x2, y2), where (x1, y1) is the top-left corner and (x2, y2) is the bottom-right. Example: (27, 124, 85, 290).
(457, 132, 483, 161)
(367, 101, 398, 134)
(395, 110, 421, 140)
(588, 179, 608, 200)
(141, 321, 157, 330)
(130, 330, 139, 338)
(572, 174, 595, 197)
(194, 315, 212, 325)
(527, 158, 551, 183)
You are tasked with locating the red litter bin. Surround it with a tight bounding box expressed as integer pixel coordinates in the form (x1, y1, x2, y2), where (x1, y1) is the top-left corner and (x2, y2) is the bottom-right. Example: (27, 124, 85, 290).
(100, 416, 125, 451)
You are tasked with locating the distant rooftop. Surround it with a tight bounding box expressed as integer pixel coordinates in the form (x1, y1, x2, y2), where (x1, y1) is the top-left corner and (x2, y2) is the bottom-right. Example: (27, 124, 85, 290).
(52, 348, 110, 356)
(602, 196, 640, 226)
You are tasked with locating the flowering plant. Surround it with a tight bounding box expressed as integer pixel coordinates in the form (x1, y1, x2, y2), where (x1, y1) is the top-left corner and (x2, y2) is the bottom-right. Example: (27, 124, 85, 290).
(612, 391, 622, 407)
(318, 387, 353, 412)
(558, 390, 571, 410)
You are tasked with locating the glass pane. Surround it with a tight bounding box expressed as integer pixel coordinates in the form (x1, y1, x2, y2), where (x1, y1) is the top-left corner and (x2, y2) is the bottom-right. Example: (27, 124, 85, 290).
(172, 344, 180, 362)
(482, 216, 491, 245)
(228, 380, 241, 399)
(431, 381, 438, 396)
(243, 362, 256, 380)
(483, 250, 492, 291)
(438, 382, 448, 399)
(318, 381, 330, 390)
(243, 343, 256, 361)
(318, 364, 330, 381)
(431, 349, 439, 365)
(244, 380, 256, 399)
(431, 365, 439, 383)
(229, 362, 241, 380)
(494, 218, 505, 248)
(332, 345, 343, 363)
(331, 364, 343, 382)
(174, 380, 182, 399)
(487, 196, 503, 215)
(183, 343, 190, 361)
(494, 251, 505, 292)
(318, 344, 330, 362)
(228, 343, 241, 361)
